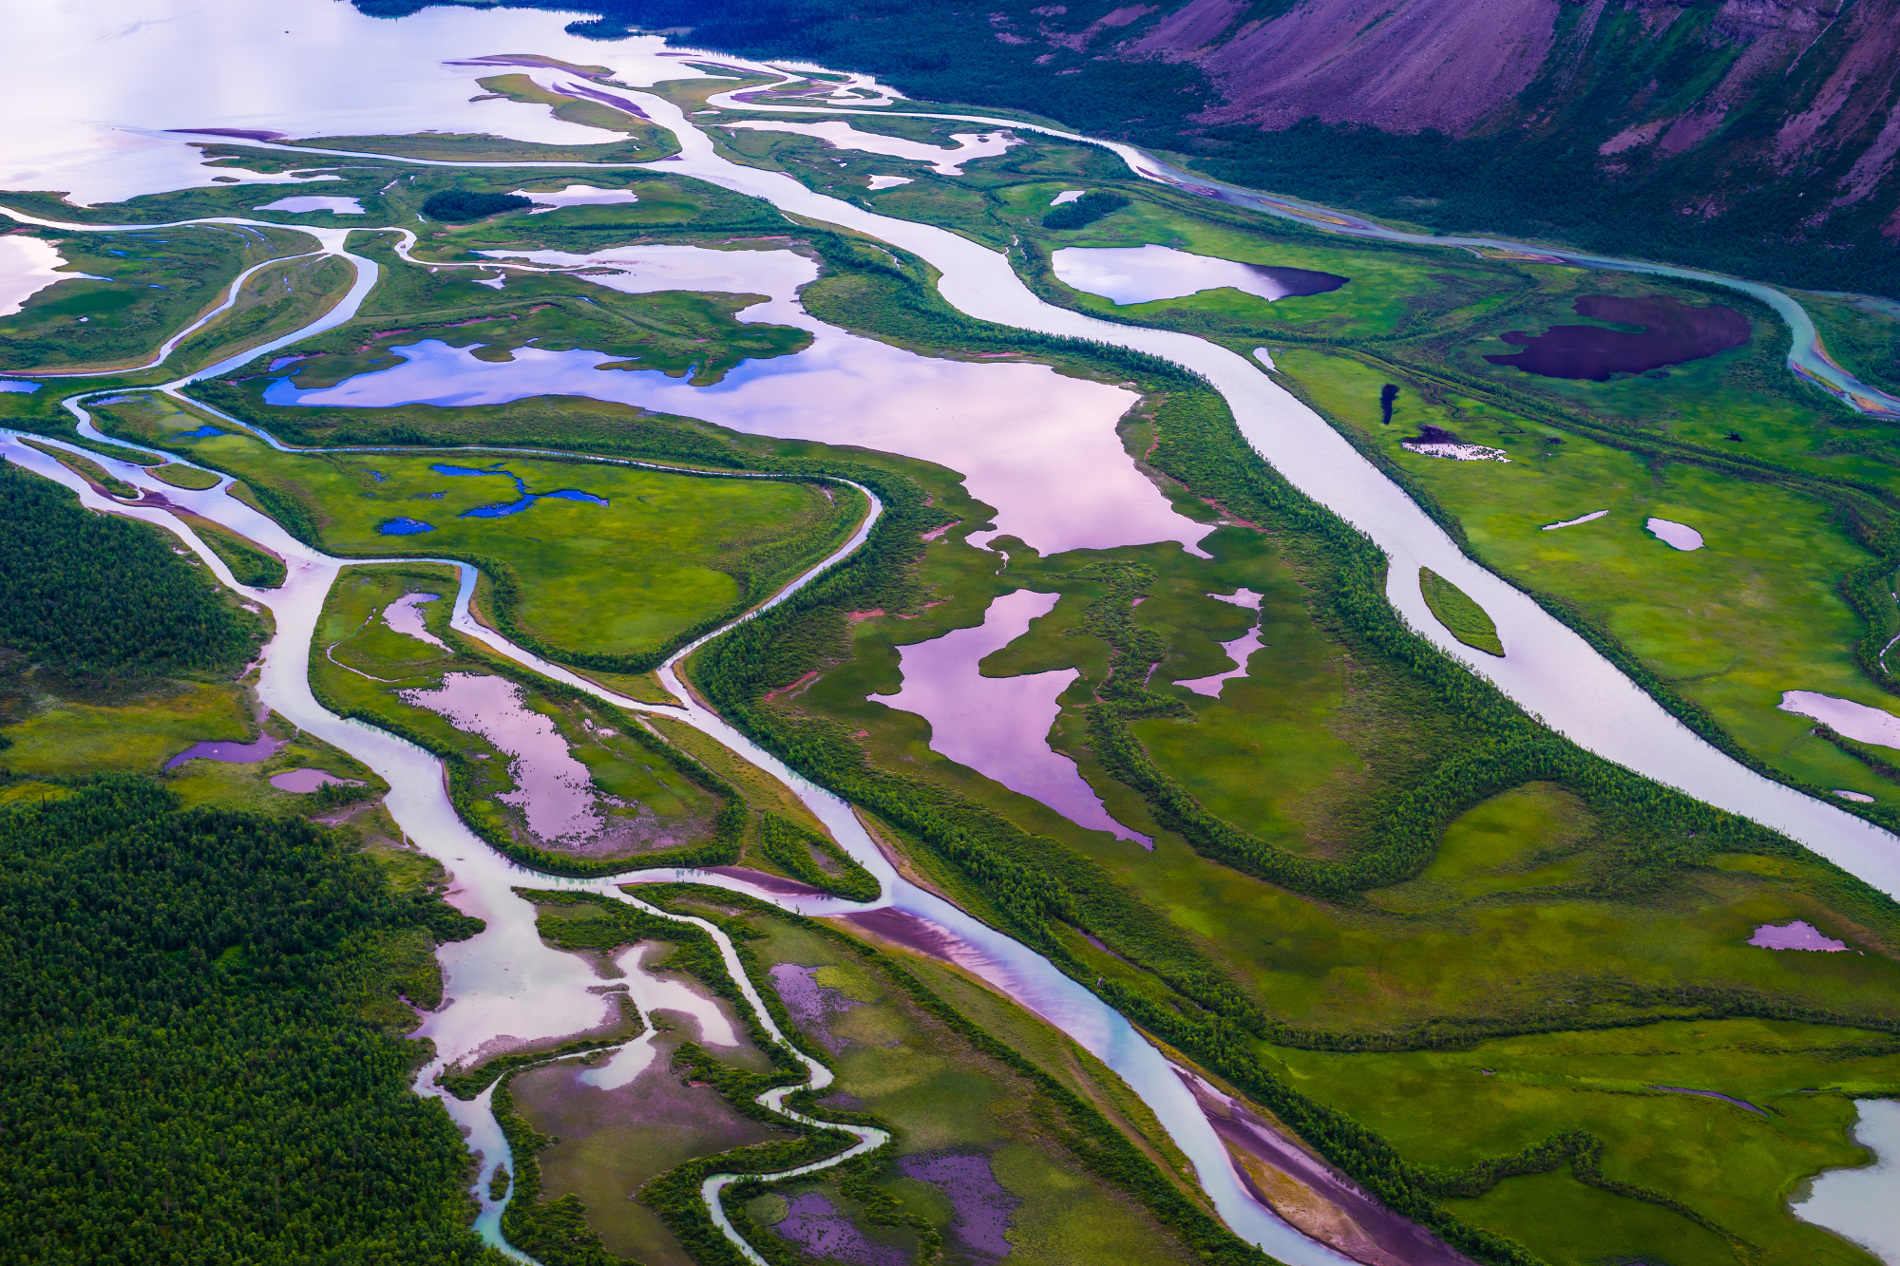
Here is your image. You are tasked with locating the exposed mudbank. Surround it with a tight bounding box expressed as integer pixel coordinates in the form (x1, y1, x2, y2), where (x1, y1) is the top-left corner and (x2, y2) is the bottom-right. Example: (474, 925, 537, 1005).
(1485, 294, 1750, 380)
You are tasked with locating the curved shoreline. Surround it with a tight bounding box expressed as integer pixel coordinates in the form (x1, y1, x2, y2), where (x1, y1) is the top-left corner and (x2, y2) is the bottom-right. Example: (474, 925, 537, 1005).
(4, 47, 1898, 1264)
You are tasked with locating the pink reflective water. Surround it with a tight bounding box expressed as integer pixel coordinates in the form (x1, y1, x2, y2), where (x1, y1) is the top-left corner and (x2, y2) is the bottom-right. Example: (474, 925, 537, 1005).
(1749, 920, 1849, 951)
(400, 672, 604, 844)
(383, 590, 447, 648)
(268, 767, 363, 792)
(873, 590, 1149, 845)
(720, 119, 1019, 174)
(1779, 690, 1900, 750)
(274, 242, 1213, 559)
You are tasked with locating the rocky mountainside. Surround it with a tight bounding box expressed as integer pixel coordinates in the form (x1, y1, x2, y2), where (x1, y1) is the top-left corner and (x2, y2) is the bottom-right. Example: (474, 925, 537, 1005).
(382, 0, 1900, 291)
(1088, 0, 1900, 242)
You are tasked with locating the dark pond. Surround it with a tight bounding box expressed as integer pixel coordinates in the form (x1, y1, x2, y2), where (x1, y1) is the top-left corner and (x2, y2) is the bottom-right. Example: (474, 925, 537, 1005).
(377, 517, 435, 535)
(1484, 294, 1750, 380)
(1246, 264, 1350, 298)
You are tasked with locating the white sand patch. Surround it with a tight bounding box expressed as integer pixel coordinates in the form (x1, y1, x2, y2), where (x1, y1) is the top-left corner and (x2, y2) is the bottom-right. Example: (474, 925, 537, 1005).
(1401, 440, 1509, 462)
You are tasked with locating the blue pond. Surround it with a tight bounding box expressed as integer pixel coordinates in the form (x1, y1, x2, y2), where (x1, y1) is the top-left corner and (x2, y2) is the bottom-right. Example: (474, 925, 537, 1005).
(429, 463, 607, 518)
(0, 380, 41, 395)
(180, 425, 225, 438)
(378, 517, 436, 535)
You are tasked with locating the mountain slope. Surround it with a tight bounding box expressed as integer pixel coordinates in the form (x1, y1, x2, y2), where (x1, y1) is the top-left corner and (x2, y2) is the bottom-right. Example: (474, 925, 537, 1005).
(373, 0, 1900, 291)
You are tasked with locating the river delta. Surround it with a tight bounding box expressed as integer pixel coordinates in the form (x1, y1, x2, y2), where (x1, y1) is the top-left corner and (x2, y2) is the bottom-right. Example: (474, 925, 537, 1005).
(3, 4, 1900, 1266)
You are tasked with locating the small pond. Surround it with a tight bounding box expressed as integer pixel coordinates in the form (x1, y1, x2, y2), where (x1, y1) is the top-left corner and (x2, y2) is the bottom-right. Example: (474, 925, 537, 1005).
(872, 589, 1150, 845)
(721, 119, 1018, 174)
(252, 195, 363, 214)
(1051, 243, 1348, 307)
(1484, 294, 1750, 380)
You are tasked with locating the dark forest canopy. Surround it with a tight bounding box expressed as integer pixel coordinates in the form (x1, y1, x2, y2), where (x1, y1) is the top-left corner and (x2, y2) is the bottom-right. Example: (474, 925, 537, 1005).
(0, 778, 495, 1266)
(0, 460, 263, 674)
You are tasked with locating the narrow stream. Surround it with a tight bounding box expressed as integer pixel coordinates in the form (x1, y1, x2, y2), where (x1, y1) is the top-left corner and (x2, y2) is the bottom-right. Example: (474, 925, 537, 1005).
(6, 41, 1900, 1266)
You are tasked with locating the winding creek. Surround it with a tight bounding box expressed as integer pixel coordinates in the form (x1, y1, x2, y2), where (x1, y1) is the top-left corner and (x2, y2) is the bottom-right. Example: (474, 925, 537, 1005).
(5, 12, 1900, 1262)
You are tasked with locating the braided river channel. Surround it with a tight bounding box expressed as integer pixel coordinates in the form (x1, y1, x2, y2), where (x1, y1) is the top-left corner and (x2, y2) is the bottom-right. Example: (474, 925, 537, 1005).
(7, 4, 1900, 1262)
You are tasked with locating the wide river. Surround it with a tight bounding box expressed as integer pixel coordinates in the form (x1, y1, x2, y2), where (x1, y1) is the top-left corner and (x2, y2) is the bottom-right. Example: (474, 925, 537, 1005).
(4, 3, 1899, 1262)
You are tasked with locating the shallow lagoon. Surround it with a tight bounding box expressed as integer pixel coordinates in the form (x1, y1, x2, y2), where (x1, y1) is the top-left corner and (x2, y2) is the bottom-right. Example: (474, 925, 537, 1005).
(720, 119, 1018, 174)
(1052, 244, 1347, 307)
(872, 589, 1149, 845)
(269, 244, 1212, 558)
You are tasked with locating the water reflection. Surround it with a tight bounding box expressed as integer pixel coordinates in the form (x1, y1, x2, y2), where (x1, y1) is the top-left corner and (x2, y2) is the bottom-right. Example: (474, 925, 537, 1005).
(1052, 243, 1347, 306)
(872, 589, 1150, 846)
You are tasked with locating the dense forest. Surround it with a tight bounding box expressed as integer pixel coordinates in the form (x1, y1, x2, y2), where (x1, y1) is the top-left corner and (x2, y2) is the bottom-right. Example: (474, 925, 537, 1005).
(0, 777, 497, 1265)
(0, 459, 263, 674)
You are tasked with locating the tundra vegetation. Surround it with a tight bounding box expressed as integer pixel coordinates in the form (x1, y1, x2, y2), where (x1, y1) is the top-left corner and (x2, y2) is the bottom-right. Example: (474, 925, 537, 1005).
(8, 55, 1900, 1266)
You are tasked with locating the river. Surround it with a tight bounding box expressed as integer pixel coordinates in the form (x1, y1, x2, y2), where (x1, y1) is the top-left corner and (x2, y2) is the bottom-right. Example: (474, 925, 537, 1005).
(4, 6, 1899, 1263)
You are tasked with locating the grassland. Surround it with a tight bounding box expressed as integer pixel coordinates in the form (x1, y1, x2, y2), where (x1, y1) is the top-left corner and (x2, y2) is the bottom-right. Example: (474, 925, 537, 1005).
(0, 223, 312, 372)
(662, 890, 1232, 1266)
(24, 146, 1898, 1265)
(1269, 1018, 1900, 1265)
(94, 396, 859, 670)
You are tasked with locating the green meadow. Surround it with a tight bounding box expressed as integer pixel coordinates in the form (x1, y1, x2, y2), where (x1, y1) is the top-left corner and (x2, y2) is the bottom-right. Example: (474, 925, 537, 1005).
(1269, 1018, 1900, 1265)
(1279, 344, 1899, 803)
(94, 396, 859, 667)
(0, 223, 311, 372)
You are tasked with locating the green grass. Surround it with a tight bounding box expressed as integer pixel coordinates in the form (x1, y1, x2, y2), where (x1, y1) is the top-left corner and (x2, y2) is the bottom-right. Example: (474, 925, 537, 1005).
(124, 422, 854, 666)
(734, 911, 1205, 1265)
(1420, 567, 1505, 656)
(1270, 1018, 1900, 1265)
(1279, 344, 1900, 805)
(0, 224, 310, 372)
(0, 677, 250, 776)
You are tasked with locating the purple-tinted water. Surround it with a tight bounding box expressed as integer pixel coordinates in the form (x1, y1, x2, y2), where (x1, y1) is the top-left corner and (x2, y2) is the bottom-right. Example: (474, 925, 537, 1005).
(769, 1192, 908, 1266)
(1651, 1085, 1768, 1115)
(264, 242, 1213, 558)
(872, 590, 1150, 845)
(399, 672, 607, 844)
(1779, 691, 1900, 750)
(1749, 919, 1849, 951)
(269, 767, 364, 792)
(896, 1151, 1018, 1259)
(383, 591, 447, 649)
(1051, 244, 1347, 307)
(164, 730, 285, 769)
